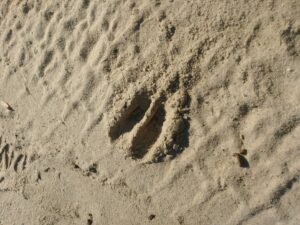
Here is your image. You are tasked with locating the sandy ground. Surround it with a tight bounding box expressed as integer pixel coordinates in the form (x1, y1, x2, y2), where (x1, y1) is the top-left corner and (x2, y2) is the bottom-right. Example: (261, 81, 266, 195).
(0, 0, 300, 224)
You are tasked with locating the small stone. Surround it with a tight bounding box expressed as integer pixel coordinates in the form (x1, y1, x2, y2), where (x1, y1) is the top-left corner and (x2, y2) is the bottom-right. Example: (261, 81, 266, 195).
(148, 214, 156, 220)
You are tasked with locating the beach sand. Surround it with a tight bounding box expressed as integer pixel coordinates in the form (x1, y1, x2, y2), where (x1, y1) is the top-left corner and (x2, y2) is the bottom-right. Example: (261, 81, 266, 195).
(0, 0, 300, 224)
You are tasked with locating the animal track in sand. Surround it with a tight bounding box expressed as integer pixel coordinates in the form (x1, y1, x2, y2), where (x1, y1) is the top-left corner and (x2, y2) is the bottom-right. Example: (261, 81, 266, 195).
(108, 87, 190, 163)
(0, 136, 28, 180)
(109, 91, 152, 141)
(281, 24, 300, 56)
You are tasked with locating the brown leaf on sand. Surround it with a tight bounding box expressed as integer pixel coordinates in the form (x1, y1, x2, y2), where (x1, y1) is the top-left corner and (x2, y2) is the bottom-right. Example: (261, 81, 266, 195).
(0, 101, 14, 111)
(233, 153, 249, 168)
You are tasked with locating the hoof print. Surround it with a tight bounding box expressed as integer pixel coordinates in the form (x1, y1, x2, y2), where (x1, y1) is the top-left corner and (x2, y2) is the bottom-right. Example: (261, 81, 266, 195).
(108, 89, 190, 163)
(129, 99, 166, 159)
(108, 91, 151, 141)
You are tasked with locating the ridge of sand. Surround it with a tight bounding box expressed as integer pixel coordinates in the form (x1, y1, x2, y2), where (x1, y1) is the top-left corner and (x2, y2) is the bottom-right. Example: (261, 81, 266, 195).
(0, 0, 299, 224)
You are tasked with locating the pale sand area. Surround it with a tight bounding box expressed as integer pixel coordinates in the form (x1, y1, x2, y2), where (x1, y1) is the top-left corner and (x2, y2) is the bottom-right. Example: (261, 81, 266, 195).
(0, 0, 300, 224)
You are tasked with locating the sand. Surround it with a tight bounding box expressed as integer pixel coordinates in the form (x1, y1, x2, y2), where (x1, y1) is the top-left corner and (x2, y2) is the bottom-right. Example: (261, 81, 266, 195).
(0, 0, 300, 224)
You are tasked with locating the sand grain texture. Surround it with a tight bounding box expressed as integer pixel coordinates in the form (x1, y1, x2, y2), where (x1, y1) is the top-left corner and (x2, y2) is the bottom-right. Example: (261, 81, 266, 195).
(0, 0, 300, 224)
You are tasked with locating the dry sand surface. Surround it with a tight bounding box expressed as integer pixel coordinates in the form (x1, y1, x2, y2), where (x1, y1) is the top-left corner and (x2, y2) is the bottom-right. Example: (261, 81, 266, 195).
(0, 0, 300, 224)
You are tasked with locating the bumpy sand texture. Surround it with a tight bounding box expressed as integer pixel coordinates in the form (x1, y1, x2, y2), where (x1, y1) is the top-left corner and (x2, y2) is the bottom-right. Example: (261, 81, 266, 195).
(0, 0, 300, 224)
